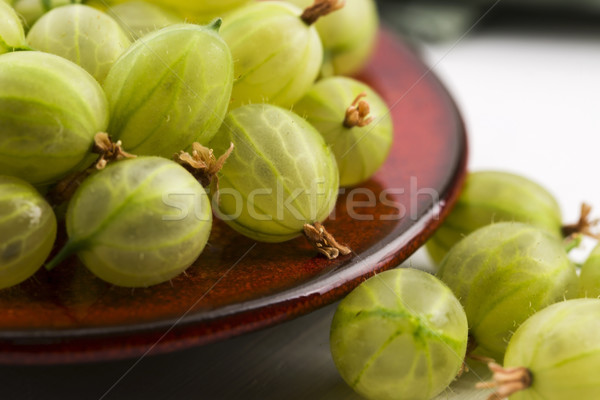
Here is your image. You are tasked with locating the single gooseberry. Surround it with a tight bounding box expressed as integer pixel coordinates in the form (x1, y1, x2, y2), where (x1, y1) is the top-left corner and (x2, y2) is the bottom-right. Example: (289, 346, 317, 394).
(579, 243, 600, 299)
(477, 298, 600, 400)
(285, 0, 379, 76)
(0, 0, 28, 54)
(294, 76, 393, 187)
(0, 175, 57, 289)
(220, 0, 343, 108)
(0, 51, 109, 186)
(427, 171, 564, 264)
(27, 5, 131, 83)
(330, 268, 469, 400)
(437, 222, 578, 360)
(207, 104, 341, 250)
(103, 21, 233, 158)
(46, 157, 212, 287)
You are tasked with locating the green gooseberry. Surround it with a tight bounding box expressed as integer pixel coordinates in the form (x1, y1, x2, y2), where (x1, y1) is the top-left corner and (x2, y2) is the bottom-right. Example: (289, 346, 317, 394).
(579, 243, 600, 299)
(47, 157, 212, 288)
(220, 1, 326, 108)
(13, 0, 82, 28)
(103, 22, 233, 158)
(0, 0, 28, 53)
(0, 51, 109, 186)
(27, 5, 131, 83)
(209, 104, 339, 243)
(427, 171, 563, 264)
(294, 76, 393, 187)
(481, 299, 600, 399)
(437, 222, 578, 360)
(106, 1, 182, 40)
(0, 175, 57, 289)
(330, 268, 468, 400)
(285, 0, 379, 76)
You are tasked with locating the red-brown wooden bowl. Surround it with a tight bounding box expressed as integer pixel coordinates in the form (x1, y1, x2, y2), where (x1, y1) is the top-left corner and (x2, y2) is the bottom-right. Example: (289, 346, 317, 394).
(0, 30, 467, 365)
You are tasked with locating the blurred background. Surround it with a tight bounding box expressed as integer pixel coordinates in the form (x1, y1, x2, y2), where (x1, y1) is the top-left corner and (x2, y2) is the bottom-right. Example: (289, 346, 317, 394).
(3, 1, 600, 399)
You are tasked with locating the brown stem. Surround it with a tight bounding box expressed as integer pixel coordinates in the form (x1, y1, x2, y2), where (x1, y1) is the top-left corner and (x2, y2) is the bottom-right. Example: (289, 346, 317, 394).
(343, 92, 374, 128)
(562, 203, 600, 239)
(175, 142, 234, 195)
(475, 362, 532, 400)
(303, 222, 351, 259)
(48, 133, 135, 205)
(301, 0, 345, 25)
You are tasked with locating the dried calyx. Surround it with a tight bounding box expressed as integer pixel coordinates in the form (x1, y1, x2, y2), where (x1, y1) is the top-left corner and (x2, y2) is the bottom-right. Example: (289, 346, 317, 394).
(49, 133, 135, 205)
(301, 0, 345, 25)
(304, 222, 351, 259)
(175, 142, 234, 191)
(562, 202, 600, 239)
(344, 92, 374, 128)
(476, 362, 532, 400)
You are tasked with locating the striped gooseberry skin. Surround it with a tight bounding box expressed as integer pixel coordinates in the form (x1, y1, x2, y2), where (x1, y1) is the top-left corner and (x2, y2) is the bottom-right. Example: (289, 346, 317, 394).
(0, 0, 27, 54)
(437, 222, 578, 360)
(294, 77, 393, 187)
(27, 5, 131, 83)
(504, 299, 600, 400)
(0, 176, 56, 289)
(579, 244, 600, 298)
(107, 1, 182, 40)
(210, 104, 339, 243)
(285, 0, 379, 76)
(0, 51, 109, 186)
(427, 171, 562, 264)
(103, 22, 233, 158)
(65, 157, 212, 287)
(330, 268, 468, 400)
(220, 1, 323, 108)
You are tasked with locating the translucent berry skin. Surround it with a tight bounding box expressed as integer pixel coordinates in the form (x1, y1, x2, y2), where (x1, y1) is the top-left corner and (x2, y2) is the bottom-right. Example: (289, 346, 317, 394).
(220, 2, 323, 108)
(0, 176, 56, 290)
(0, 1, 27, 54)
(107, 1, 182, 40)
(285, 0, 379, 76)
(330, 268, 468, 400)
(103, 23, 233, 158)
(504, 299, 600, 400)
(294, 77, 393, 187)
(13, 0, 82, 28)
(579, 244, 600, 298)
(427, 171, 562, 264)
(27, 5, 131, 83)
(437, 222, 577, 360)
(0, 51, 109, 186)
(210, 104, 339, 243)
(65, 157, 212, 288)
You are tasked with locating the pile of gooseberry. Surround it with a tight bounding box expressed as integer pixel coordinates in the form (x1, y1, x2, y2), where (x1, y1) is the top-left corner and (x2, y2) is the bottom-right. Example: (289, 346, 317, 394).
(2, 1, 599, 399)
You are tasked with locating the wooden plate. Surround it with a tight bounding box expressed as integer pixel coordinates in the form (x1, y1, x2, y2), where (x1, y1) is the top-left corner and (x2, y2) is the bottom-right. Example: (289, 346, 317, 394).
(0, 30, 467, 365)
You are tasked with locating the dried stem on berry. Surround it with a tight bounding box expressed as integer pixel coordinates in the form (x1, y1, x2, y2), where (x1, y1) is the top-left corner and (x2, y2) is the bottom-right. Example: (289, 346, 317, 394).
(48, 133, 136, 205)
(303, 222, 351, 259)
(301, 0, 345, 25)
(175, 142, 234, 196)
(344, 92, 374, 128)
(476, 362, 532, 400)
(562, 203, 600, 239)
(459, 336, 496, 377)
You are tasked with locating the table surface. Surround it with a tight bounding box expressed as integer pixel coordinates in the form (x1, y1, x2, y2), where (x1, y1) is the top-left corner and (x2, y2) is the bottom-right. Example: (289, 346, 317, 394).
(3, 5, 600, 400)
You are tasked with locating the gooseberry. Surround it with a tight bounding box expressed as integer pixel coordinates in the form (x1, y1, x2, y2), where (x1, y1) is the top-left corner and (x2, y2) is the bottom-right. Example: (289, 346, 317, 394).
(106, 1, 182, 40)
(0, 175, 57, 290)
(294, 76, 393, 187)
(437, 222, 578, 360)
(427, 171, 563, 264)
(579, 243, 600, 298)
(0, 51, 109, 186)
(0, 0, 28, 54)
(13, 0, 81, 28)
(103, 21, 233, 158)
(27, 5, 131, 83)
(47, 157, 212, 287)
(330, 268, 468, 400)
(478, 298, 600, 400)
(209, 104, 339, 244)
